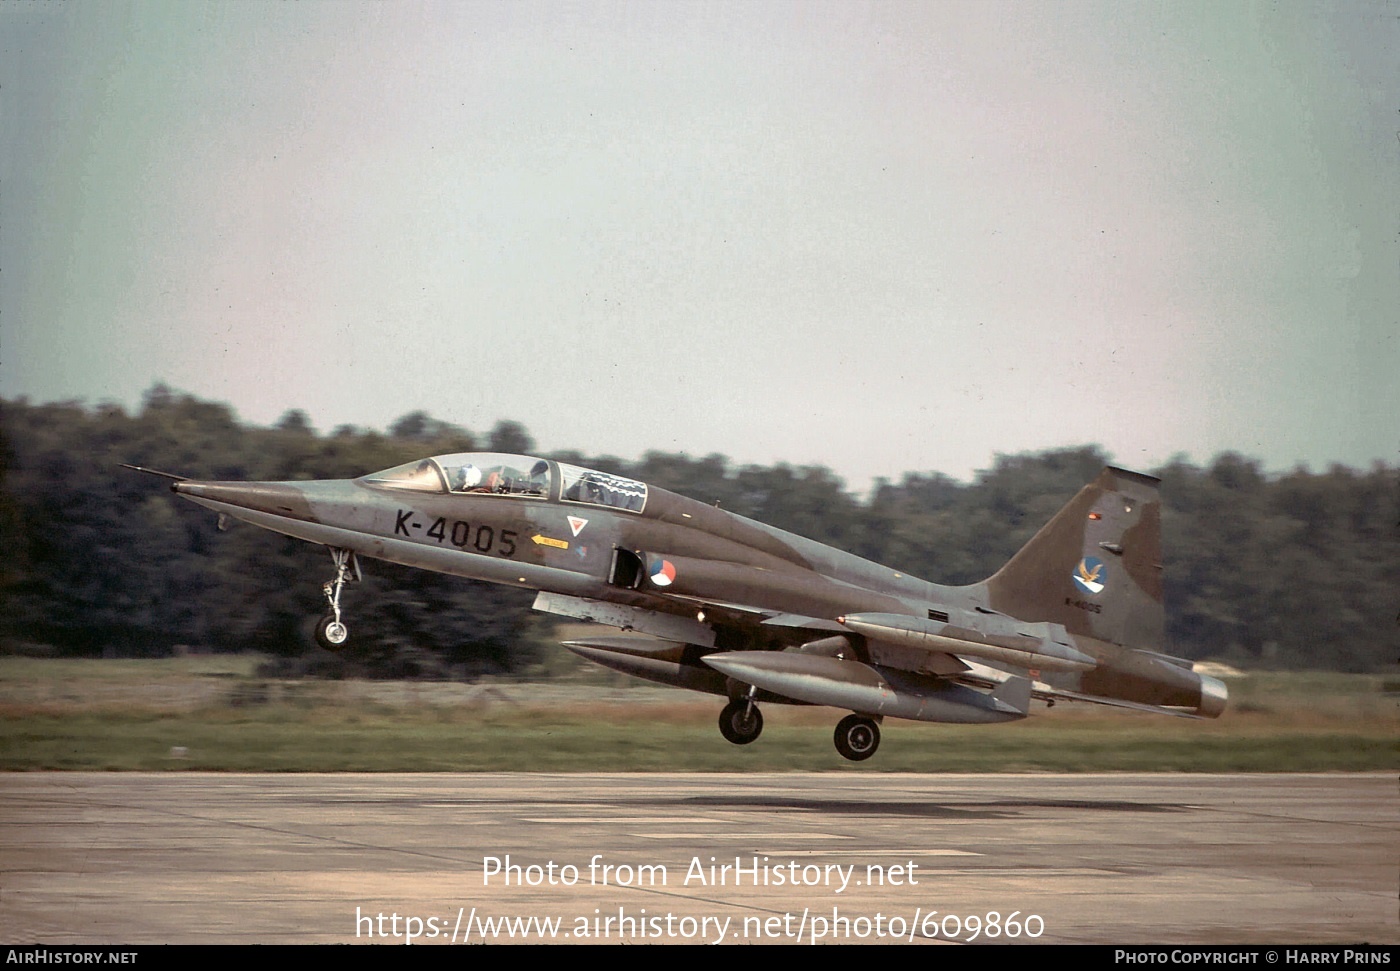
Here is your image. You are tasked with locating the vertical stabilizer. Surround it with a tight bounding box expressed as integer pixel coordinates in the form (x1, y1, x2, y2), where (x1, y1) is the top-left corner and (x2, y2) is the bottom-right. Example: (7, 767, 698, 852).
(983, 467, 1163, 649)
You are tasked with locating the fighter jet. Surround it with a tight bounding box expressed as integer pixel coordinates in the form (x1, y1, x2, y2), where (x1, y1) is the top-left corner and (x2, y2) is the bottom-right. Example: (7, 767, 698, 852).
(126, 452, 1226, 760)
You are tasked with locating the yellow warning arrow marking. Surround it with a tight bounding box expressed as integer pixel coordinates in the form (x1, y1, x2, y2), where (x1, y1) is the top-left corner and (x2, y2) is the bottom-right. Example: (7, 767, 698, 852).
(531, 534, 569, 549)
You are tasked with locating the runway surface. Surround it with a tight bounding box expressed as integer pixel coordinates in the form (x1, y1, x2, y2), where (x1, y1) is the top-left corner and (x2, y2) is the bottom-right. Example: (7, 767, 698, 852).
(2, 773, 1393, 944)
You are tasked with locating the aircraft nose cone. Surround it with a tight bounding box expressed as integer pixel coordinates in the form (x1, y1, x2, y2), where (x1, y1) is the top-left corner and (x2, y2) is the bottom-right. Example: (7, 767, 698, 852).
(172, 481, 316, 521)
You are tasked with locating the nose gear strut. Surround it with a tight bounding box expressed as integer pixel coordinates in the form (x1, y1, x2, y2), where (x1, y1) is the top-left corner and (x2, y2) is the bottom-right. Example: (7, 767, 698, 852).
(314, 548, 360, 651)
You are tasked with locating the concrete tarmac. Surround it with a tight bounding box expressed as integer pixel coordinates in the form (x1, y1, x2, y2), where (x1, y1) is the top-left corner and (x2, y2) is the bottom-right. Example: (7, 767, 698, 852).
(1, 773, 1393, 944)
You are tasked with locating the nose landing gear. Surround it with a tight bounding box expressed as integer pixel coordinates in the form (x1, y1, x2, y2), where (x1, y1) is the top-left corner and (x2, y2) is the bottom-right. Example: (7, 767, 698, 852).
(314, 548, 360, 651)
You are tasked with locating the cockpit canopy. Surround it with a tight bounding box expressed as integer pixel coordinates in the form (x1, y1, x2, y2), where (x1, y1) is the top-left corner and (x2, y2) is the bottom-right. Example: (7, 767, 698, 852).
(360, 452, 648, 513)
(362, 452, 550, 497)
(555, 462, 648, 512)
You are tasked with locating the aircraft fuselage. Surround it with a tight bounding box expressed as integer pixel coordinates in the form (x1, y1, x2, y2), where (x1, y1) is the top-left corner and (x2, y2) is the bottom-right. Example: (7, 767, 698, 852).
(158, 451, 1226, 761)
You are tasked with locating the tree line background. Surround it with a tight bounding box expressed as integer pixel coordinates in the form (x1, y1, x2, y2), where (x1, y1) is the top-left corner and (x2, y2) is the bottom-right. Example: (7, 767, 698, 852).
(2, 387, 1395, 674)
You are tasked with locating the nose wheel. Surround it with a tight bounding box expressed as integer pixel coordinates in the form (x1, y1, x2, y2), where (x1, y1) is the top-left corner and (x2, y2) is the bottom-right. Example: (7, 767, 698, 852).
(315, 548, 360, 651)
(315, 615, 349, 650)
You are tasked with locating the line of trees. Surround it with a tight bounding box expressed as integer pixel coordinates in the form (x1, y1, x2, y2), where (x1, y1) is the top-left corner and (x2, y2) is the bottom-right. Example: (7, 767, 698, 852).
(2, 387, 1395, 673)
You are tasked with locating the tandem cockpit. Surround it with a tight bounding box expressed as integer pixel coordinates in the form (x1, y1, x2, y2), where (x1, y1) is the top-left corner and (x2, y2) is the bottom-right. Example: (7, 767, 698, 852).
(360, 452, 649, 513)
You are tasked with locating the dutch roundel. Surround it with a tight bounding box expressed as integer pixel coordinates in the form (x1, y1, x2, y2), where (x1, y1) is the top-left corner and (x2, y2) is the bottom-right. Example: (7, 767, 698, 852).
(649, 559, 677, 587)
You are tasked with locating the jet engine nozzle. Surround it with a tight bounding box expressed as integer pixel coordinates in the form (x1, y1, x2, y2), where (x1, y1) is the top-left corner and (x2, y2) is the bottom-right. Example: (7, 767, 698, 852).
(1196, 673, 1229, 719)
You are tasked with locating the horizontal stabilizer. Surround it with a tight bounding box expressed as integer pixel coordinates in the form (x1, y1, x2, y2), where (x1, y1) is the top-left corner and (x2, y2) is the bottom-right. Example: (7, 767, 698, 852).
(1036, 686, 1204, 718)
(841, 612, 1095, 672)
(701, 650, 1027, 725)
(956, 661, 1210, 719)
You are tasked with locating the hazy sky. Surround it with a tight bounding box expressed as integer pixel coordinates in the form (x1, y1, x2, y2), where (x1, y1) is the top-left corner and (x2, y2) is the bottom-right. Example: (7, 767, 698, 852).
(3, 1, 1395, 490)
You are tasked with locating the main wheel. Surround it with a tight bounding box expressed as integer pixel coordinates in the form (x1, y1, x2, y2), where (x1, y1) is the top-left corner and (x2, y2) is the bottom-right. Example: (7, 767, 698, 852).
(834, 714, 880, 761)
(315, 614, 349, 651)
(718, 699, 763, 745)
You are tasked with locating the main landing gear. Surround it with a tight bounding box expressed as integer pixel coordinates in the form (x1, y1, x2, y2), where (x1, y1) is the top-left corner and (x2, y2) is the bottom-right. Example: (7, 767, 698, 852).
(833, 713, 881, 761)
(314, 548, 360, 651)
(718, 694, 763, 745)
(715, 690, 882, 762)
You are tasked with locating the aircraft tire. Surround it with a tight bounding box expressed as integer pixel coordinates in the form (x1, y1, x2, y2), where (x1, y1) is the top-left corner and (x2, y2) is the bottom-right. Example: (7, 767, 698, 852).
(718, 699, 763, 745)
(314, 614, 349, 651)
(834, 714, 880, 761)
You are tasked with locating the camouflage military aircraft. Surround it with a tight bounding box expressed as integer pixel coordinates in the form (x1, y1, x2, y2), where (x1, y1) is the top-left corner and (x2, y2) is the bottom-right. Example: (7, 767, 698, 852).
(126, 453, 1226, 760)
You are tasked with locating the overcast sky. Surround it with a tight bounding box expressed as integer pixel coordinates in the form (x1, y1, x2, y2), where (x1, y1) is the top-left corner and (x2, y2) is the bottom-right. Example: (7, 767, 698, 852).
(3, 1, 1395, 490)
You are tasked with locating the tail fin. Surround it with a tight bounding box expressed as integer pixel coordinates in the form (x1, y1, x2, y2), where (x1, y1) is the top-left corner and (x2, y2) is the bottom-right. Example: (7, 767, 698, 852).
(983, 467, 1163, 650)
